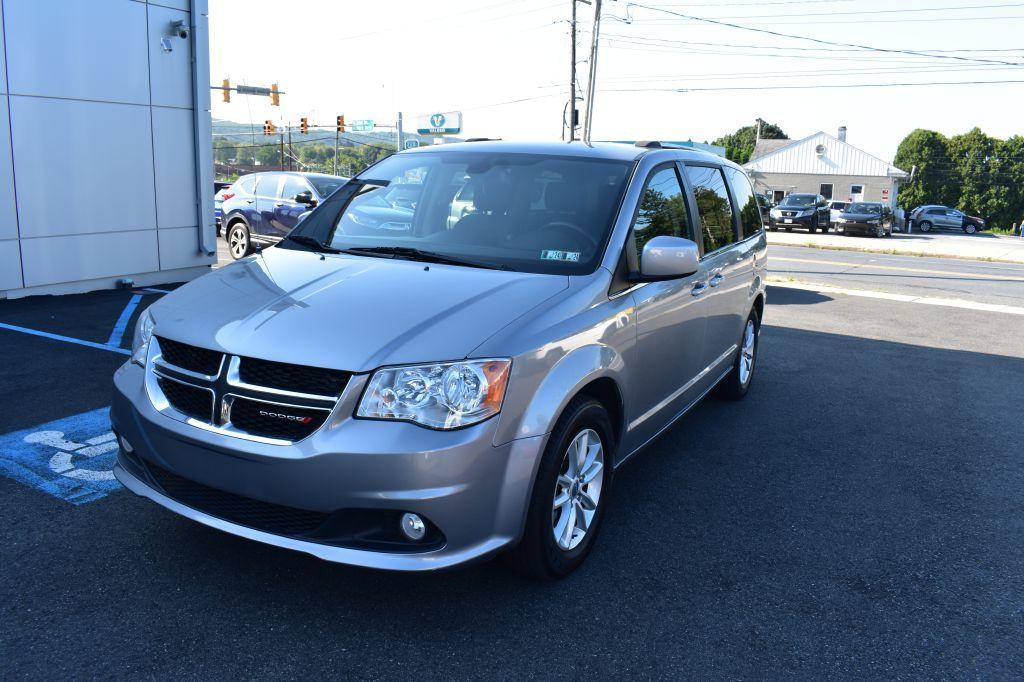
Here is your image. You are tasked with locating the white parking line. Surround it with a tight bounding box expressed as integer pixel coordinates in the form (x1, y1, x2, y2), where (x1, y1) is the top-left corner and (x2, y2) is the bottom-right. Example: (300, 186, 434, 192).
(768, 280, 1024, 316)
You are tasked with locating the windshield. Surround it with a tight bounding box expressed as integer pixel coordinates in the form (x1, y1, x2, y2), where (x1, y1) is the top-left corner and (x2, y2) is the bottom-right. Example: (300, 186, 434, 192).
(779, 194, 816, 207)
(847, 202, 881, 214)
(308, 176, 347, 197)
(291, 151, 633, 275)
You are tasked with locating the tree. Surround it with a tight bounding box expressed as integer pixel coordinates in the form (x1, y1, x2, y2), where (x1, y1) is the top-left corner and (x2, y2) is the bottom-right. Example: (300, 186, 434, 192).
(893, 129, 958, 211)
(713, 120, 788, 164)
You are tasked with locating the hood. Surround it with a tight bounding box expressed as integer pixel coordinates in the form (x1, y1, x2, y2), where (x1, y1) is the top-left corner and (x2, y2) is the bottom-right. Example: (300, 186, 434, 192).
(149, 247, 569, 372)
(839, 212, 881, 220)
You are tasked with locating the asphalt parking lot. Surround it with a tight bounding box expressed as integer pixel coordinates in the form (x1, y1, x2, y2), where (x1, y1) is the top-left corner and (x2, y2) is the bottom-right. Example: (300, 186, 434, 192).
(1, 255, 1022, 677)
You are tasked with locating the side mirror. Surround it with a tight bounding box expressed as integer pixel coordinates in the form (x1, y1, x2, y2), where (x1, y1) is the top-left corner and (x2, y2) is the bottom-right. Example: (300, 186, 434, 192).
(637, 236, 700, 280)
(294, 191, 316, 206)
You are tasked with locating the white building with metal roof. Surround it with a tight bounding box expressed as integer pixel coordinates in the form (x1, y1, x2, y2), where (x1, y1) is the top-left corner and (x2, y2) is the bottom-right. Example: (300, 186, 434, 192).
(744, 127, 908, 207)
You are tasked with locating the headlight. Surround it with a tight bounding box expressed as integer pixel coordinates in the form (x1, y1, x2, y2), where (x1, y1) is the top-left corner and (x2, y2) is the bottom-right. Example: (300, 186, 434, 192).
(836, 218, 848, 224)
(131, 309, 155, 366)
(357, 359, 511, 430)
(769, 209, 781, 218)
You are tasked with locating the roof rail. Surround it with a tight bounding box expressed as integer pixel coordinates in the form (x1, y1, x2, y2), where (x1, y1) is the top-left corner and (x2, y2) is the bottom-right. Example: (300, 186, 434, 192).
(634, 140, 662, 148)
(463, 137, 502, 143)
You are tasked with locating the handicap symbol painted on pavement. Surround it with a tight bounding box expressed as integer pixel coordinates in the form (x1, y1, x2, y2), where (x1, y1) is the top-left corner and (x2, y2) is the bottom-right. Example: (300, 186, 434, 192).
(0, 408, 121, 505)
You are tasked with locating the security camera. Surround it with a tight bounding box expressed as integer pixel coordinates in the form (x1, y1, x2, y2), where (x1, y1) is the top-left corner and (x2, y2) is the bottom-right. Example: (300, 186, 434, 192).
(170, 20, 189, 40)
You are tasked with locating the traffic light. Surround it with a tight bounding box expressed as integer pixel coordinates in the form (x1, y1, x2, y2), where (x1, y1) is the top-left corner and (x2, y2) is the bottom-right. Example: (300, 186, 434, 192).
(336, 115, 345, 133)
(222, 78, 230, 103)
(263, 120, 276, 136)
(270, 83, 280, 106)
(300, 117, 308, 134)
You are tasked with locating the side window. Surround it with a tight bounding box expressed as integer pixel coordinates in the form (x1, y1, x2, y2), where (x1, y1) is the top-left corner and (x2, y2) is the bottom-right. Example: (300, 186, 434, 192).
(684, 165, 735, 254)
(280, 175, 309, 202)
(632, 165, 691, 260)
(724, 167, 761, 239)
(235, 175, 256, 195)
(255, 174, 280, 197)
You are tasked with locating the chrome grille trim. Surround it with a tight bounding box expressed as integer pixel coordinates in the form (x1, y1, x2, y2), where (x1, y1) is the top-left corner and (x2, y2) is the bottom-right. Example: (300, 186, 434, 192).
(144, 339, 345, 445)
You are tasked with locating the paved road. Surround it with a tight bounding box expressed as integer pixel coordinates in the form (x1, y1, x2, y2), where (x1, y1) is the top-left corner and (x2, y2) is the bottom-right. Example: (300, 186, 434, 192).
(769, 245, 1024, 308)
(1, 272, 1022, 677)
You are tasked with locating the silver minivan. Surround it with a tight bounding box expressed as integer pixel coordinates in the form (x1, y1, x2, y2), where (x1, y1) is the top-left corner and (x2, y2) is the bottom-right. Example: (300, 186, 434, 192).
(112, 141, 767, 578)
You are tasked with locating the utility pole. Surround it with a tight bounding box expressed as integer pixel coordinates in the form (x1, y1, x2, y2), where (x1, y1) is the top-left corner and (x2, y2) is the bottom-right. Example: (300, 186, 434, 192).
(287, 124, 293, 171)
(396, 112, 404, 151)
(278, 128, 285, 170)
(755, 118, 762, 143)
(567, 0, 577, 141)
(581, 0, 602, 144)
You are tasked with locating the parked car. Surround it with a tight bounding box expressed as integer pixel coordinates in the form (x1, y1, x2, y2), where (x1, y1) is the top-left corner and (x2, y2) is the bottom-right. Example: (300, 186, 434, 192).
(909, 205, 986, 234)
(768, 193, 831, 232)
(214, 184, 233, 234)
(221, 172, 349, 259)
(834, 202, 892, 238)
(112, 140, 767, 578)
(827, 200, 850, 227)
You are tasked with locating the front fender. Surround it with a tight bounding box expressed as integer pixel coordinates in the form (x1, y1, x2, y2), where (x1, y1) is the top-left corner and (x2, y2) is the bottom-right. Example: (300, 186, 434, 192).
(495, 343, 627, 447)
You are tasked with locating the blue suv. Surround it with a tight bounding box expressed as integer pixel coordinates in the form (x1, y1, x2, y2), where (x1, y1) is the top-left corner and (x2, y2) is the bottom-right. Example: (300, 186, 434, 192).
(222, 172, 349, 259)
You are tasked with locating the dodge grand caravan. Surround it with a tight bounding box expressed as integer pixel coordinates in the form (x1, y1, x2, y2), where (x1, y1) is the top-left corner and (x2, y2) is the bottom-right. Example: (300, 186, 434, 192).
(112, 141, 767, 578)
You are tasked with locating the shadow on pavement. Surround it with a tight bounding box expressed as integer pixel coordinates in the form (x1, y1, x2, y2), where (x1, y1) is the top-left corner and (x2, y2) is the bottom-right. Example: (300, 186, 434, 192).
(766, 285, 833, 306)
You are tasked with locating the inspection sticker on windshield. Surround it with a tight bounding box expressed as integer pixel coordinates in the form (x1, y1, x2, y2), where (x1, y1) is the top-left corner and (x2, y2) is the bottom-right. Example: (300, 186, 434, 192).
(541, 250, 580, 262)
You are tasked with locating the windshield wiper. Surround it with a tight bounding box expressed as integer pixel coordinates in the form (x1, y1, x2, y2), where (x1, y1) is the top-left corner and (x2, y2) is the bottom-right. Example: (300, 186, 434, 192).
(341, 246, 509, 270)
(284, 234, 341, 254)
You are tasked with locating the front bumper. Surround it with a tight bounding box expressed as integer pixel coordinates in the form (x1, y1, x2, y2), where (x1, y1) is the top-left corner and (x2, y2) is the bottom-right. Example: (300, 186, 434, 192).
(835, 221, 881, 235)
(111, 361, 547, 571)
(769, 214, 814, 228)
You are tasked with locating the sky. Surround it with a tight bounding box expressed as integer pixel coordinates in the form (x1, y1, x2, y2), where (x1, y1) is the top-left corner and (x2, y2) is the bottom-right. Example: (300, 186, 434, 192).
(208, 0, 1024, 162)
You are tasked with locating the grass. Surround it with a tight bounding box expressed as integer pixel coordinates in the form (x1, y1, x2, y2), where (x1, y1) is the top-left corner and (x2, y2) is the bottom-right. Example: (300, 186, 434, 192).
(770, 240, 1021, 264)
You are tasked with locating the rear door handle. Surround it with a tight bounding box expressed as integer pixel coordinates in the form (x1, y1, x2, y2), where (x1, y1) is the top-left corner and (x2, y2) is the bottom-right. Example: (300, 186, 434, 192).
(245, 199, 255, 204)
(274, 202, 285, 207)
(709, 273, 724, 287)
(691, 281, 708, 296)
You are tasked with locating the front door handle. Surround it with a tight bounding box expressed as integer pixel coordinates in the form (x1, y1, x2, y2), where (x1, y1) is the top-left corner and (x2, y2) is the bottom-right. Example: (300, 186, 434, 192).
(691, 281, 708, 296)
(709, 273, 724, 288)
(274, 202, 285, 207)
(245, 199, 255, 204)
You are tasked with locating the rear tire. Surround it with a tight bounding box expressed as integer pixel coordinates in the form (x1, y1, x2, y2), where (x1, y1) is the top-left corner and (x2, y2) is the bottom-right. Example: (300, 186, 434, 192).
(716, 309, 760, 401)
(507, 397, 615, 580)
(227, 222, 253, 260)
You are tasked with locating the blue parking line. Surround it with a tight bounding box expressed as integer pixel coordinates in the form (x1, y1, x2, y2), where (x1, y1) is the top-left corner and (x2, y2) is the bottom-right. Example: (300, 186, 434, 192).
(106, 293, 142, 347)
(0, 322, 130, 355)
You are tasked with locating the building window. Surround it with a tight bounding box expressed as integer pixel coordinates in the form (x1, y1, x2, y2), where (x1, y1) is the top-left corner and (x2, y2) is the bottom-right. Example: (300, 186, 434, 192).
(850, 184, 864, 200)
(819, 183, 833, 200)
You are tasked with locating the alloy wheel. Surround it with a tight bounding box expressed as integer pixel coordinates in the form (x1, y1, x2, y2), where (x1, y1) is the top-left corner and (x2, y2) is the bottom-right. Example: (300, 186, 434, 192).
(551, 428, 604, 551)
(738, 319, 756, 386)
(229, 226, 248, 259)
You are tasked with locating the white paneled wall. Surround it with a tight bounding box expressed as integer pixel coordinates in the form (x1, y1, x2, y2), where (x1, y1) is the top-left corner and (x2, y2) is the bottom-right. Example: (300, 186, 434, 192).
(0, 0, 214, 298)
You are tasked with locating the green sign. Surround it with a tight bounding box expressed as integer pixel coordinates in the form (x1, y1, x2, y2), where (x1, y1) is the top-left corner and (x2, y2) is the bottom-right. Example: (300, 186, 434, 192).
(350, 119, 374, 132)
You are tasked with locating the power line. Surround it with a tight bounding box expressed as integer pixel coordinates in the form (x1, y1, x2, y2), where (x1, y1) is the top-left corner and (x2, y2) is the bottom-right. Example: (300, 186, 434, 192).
(606, 78, 1024, 93)
(625, 3, 1024, 66)
(635, 2, 1024, 20)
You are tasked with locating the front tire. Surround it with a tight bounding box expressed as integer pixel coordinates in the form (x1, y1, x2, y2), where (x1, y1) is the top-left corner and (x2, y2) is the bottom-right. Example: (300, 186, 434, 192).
(227, 222, 253, 260)
(508, 397, 614, 580)
(716, 309, 760, 401)
(919, 221, 932, 233)
(964, 223, 977, 235)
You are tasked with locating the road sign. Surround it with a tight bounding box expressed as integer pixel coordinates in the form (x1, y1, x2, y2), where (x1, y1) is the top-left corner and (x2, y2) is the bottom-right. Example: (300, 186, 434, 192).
(417, 111, 462, 135)
(235, 84, 272, 96)
(350, 119, 374, 132)
(405, 139, 420, 149)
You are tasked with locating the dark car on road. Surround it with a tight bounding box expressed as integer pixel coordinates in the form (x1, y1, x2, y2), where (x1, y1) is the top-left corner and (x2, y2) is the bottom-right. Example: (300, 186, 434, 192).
(222, 172, 349, 259)
(768, 193, 831, 233)
(909, 205, 987, 234)
(834, 202, 892, 238)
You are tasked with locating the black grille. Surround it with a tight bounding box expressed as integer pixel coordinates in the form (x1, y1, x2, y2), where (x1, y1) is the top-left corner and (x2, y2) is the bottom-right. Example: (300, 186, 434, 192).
(157, 337, 223, 376)
(238, 356, 348, 396)
(145, 462, 329, 536)
(229, 397, 328, 441)
(157, 377, 213, 422)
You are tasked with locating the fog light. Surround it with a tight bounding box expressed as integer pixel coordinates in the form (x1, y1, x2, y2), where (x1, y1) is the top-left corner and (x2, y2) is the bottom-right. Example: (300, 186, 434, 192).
(119, 435, 134, 453)
(400, 513, 426, 541)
